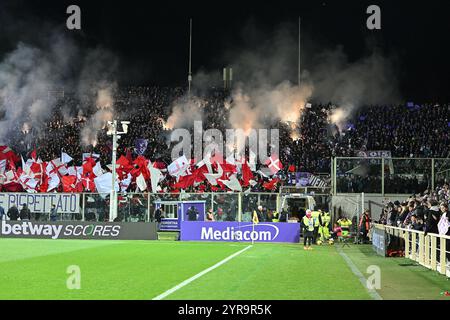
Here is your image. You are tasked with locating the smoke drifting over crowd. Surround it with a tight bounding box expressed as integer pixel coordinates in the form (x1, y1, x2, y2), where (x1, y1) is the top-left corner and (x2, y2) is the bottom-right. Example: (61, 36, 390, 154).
(0, 32, 118, 146)
(0, 18, 400, 150)
(165, 22, 400, 135)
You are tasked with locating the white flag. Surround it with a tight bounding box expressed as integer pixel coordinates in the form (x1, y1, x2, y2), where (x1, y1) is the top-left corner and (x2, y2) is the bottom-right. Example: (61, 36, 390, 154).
(94, 172, 119, 195)
(47, 173, 60, 192)
(219, 174, 242, 192)
(204, 163, 223, 186)
(438, 214, 449, 235)
(120, 173, 132, 192)
(92, 161, 104, 177)
(168, 155, 190, 178)
(61, 152, 73, 164)
(0, 159, 6, 175)
(82, 153, 100, 161)
(136, 173, 147, 191)
(148, 163, 163, 193)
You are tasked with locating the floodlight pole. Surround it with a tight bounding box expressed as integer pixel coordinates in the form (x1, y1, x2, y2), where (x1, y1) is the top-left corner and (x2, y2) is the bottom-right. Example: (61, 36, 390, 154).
(298, 17, 301, 88)
(108, 120, 129, 222)
(188, 18, 193, 97)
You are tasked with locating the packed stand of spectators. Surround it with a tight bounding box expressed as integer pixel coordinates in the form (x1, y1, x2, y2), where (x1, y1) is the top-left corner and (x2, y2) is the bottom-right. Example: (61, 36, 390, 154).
(2, 86, 449, 193)
(378, 183, 449, 233)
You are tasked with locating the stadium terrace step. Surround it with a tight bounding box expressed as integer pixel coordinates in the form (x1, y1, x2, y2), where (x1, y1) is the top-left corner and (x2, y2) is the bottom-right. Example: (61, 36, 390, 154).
(157, 231, 180, 241)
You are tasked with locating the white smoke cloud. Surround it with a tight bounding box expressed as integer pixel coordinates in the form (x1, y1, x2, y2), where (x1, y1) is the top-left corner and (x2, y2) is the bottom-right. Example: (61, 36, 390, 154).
(165, 95, 206, 129)
(0, 32, 119, 147)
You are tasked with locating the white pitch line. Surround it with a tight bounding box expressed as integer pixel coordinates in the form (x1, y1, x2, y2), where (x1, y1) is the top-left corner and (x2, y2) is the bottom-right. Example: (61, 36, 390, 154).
(152, 245, 253, 300)
(336, 246, 383, 300)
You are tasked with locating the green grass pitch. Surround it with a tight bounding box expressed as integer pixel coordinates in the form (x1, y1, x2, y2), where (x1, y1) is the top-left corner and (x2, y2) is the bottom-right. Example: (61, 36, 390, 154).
(0, 239, 449, 300)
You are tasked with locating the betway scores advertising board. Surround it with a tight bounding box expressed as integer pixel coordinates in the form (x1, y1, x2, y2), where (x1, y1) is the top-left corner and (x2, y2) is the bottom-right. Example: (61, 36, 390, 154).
(0, 221, 158, 240)
(180, 221, 300, 243)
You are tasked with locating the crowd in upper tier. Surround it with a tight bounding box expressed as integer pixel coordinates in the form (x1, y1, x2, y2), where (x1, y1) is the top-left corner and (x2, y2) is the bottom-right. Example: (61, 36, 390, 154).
(1, 86, 449, 193)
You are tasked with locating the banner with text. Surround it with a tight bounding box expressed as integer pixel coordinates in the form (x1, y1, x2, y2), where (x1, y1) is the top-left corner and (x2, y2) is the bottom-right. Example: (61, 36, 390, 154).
(0, 221, 158, 240)
(180, 221, 300, 243)
(0, 193, 80, 214)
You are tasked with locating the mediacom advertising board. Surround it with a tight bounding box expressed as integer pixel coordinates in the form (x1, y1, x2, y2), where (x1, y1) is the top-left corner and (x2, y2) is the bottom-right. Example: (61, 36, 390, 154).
(0, 221, 158, 240)
(180, 221, 300, 243)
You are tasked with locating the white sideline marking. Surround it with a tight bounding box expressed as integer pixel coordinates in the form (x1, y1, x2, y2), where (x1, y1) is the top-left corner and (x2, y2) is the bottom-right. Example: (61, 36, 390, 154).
(336, 247, 383, 300)
(152, 245, 253, 300)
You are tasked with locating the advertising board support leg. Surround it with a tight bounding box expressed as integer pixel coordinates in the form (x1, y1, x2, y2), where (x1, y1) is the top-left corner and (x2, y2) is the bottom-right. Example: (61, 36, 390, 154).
(82, 193, 85, 222)
(238, 192, 242, 222)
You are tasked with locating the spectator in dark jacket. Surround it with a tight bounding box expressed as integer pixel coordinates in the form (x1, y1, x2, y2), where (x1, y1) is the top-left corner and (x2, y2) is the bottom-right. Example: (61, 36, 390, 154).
(424, 200, 441, 235)
(50, 205, 58, 221)
(410, 214, 424, 231)
(0, 205, 5, 221)
(19, 204, 31, 221)
(7, 205, 19, 221)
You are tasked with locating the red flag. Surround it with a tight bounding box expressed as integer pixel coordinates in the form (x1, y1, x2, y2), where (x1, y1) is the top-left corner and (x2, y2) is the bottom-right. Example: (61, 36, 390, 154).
(82, 157, 96, 175)
(173, 174, 196, 189)
(0, 146, 20, 163)
(125, 148, 133, 163)
(241, 161, 254, 187)
(62, 175, 77, 192)
(265, 155, 283, 175)
(263, 178, 280, 191)
(1, 182, 23, 192)
(30, 149, 37, 161)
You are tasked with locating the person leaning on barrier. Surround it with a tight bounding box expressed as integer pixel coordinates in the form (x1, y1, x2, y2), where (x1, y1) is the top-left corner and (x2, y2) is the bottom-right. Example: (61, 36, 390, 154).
(50, 204, 58, 222)
(19, 204, 31, 221)
(424, 200, 440, 235)
(7, 205, 19, 221)
(437, 202, 450, 261)
(0, 204, 5, 221)
(155, 207, 164, 229)
(410, 214, 424, 231)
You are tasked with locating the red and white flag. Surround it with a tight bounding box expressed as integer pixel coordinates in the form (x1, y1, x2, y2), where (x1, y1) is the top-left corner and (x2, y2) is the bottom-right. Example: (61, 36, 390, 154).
(264, 154, 283, 175)
(168, 155, 190, 178)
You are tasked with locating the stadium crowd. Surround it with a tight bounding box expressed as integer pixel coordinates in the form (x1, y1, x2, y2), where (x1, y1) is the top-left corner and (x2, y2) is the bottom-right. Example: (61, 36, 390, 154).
(1, 86, 449, 193)
(377, 183, 450, 232)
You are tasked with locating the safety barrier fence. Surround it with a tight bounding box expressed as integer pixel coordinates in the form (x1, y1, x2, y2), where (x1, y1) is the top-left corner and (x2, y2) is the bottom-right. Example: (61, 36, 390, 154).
(0, 192, 331, 223)
(373, 224, 450, 277)
(332, 157, 450, 195)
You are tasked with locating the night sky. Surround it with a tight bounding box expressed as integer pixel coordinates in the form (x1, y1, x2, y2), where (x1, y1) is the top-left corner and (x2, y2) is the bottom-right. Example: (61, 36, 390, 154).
(0, 0, 450, 102)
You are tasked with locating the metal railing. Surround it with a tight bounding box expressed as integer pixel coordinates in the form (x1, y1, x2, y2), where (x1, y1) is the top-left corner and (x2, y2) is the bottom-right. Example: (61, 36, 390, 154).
(332, 157, 450, 195)
(373, 224, 450, 277)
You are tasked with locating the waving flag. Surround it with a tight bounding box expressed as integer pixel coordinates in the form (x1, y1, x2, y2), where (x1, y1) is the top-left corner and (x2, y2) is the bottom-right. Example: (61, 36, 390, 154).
(61, 152, 73, 164)
(265, 155, 283, 175)
(94, 172, 119, 195)
(136, 173, 148, 191)
(204, 163, 223, 186)
(148, 163, 163, 193)
(168, 155, 190, 178)
(219, 174, 242, 192)
(61, 175, 78, 192)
